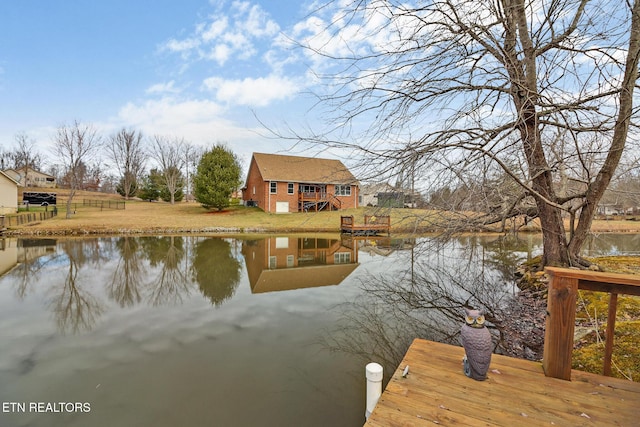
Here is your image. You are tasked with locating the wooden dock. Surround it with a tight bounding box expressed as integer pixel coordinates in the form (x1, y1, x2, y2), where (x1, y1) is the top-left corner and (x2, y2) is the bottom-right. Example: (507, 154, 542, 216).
(341, 215, 391, 236)
(364, 339, 640, 426)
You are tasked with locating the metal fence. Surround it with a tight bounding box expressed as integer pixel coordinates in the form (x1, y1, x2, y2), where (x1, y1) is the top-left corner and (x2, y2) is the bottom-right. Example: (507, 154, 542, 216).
(82, 199, 126, 210)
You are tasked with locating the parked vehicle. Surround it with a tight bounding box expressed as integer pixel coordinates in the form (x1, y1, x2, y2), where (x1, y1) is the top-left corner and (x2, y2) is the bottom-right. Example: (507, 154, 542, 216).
(22, 192, 57, 206)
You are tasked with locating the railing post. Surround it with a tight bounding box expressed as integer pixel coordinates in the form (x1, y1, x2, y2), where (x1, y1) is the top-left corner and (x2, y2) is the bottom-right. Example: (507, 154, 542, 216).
(543, 269, 578, 380)
(603, 293, 618, 376)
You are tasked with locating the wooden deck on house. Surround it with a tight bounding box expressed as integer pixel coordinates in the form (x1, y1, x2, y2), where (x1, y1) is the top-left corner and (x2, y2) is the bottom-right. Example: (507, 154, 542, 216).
(341, 215, 391, 236)
(365, 339, 640, 427)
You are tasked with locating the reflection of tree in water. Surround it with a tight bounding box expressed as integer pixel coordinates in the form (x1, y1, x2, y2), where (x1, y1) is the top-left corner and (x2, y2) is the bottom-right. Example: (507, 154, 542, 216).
(323, 239, 526, 376)
(11, 255, 59, 299)
(108, 237, 145, 307)
(142, 236, 191, 306)
(474, 234, 542, 283)
(50, 241, 104, 334)
(192, 238, 241, 306)
(108, 236, 192, 307)
(583, 233, 640, 257)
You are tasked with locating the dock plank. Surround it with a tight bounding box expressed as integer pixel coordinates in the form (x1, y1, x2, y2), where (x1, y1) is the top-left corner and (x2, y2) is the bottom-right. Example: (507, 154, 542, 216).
(365, 339, 640, 427)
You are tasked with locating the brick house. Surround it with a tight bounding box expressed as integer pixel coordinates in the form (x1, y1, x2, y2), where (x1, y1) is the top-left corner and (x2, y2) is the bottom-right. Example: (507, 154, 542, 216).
(242, 153, 359, 213)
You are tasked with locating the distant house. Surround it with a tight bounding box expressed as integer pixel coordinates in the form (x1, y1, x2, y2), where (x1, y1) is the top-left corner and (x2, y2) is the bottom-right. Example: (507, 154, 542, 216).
(242, 153, 359, 213)
(360, 182, 423, 208)
(360, 182, 400, 207)
(0, 170, 19, 214)
(3, 166, 56, 188)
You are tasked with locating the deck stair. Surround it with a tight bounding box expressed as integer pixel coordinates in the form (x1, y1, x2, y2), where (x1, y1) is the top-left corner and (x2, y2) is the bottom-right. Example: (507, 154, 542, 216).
(299, 191, 342, 212)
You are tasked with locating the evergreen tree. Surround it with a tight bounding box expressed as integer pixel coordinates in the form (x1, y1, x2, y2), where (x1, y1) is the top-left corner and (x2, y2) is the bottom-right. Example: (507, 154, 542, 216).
(193, 145, 242, 211)
(137, 169, 162, 201)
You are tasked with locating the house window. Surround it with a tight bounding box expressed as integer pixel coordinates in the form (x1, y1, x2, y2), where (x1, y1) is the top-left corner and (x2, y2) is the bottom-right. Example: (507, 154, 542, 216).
(299, 184, 316, 193)
(335, 185, 351, 196)
(334, 252, 351, 264)
(270, 182, 277, 194)
(252, 186, 256, 195)
(288, 183, 294, 194)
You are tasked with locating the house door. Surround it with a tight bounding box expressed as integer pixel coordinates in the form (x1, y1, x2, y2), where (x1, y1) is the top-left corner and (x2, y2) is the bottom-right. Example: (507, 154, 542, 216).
(275, 202, 289, 213)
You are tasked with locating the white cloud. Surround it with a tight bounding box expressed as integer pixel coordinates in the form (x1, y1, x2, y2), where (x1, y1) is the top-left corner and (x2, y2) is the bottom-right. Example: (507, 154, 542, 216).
(202, 75, 300, 107)
(119, 97, 225, 131)
(239, 3, 280, 38)
(159, 1, 280, 66)
(201, 17, 229, 41)
(163, 37, 201, 54)
(145, 80, 180, 95)
(206, 44, 232, 65)
(113, 96, 268, 160)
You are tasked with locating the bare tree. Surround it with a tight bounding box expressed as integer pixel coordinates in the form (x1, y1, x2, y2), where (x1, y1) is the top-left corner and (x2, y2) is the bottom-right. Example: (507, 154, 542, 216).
(106, 128, 146, 199)
(52, 121, 102, 218)
(2, 133, 44, 185)
(294, 0, 640, 267)
(14, 132, 43, 172)
(182, 142, 203, 202)
(149, 135, 185, 204)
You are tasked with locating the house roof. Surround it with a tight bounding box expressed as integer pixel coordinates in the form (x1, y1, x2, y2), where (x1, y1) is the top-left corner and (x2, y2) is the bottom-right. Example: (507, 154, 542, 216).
(3, 166, 55, 179)
(251, 152, 358, 185)
(249, 263, 359, 293)
(0, 170, 20, 186)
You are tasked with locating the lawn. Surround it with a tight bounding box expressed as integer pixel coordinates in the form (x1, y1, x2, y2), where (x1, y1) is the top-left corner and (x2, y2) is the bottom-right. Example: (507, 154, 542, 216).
(5, 194, 435, 235)
(5, 189, 640, 235)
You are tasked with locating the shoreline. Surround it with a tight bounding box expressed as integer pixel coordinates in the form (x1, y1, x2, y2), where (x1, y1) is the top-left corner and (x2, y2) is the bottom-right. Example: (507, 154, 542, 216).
(4, 222, 640, 237)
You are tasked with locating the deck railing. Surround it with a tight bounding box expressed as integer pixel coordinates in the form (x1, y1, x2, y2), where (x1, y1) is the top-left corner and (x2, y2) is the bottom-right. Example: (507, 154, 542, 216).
(299, 191, 341, 211)
(543, 267, 640, 380)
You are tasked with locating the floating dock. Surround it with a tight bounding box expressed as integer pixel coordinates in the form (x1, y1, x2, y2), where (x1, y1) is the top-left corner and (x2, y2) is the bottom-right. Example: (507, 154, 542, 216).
(340, 215, 390, 236)
(364, 339, 640, 426)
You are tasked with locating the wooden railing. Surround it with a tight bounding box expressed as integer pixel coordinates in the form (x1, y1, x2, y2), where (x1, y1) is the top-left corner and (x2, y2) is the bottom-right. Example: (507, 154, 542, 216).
(543, 267, 640, 380)
(340, 215, 391, 236)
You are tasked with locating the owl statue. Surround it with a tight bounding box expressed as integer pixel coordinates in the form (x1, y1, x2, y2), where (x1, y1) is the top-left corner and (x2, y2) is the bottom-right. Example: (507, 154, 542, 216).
(460, 308, 492, 381)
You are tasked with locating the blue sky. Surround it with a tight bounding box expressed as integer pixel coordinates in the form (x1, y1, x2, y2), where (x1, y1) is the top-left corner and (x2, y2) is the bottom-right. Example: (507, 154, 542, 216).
(0, 0, 334, 165)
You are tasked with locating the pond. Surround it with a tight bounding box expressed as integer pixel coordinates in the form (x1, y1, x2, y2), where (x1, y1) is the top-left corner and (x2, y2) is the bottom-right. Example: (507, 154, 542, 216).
(0, 233, 637, 427)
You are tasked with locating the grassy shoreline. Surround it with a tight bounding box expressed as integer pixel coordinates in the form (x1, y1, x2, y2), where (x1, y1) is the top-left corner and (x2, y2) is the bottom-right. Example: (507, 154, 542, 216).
(6, 205, 640, 236)
(4, 189, 640, 236)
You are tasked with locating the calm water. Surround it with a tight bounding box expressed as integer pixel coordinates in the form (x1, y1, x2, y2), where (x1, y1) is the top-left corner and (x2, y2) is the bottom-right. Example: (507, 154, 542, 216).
(0, 233, 636, 427)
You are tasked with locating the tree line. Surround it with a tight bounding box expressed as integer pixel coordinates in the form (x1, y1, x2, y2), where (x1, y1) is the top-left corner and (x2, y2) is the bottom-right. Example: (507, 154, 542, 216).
(294, 0, 640, 268)
(1, 121, 242, 217)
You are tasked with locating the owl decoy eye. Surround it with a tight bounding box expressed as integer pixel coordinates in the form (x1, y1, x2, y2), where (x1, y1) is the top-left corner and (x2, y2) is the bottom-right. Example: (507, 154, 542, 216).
(465, 316, 475, 324)
(476, 315, 485, 325)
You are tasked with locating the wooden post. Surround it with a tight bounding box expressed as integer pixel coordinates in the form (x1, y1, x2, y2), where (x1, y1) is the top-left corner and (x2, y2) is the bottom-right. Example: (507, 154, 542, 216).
(603, 293, 618, 376)
(543, 270, 579, 380)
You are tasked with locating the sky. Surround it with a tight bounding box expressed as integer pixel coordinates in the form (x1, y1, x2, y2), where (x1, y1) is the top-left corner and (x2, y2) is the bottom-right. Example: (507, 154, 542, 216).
(0, 0, 342, 167)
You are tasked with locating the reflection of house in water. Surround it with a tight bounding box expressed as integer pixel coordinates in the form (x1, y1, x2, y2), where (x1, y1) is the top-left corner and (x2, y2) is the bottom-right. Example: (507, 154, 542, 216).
(0, 239, 19, 277)
(0, 238, 57, 278)
(18, 239, 57, 262)
(242, 236, 360, 293)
